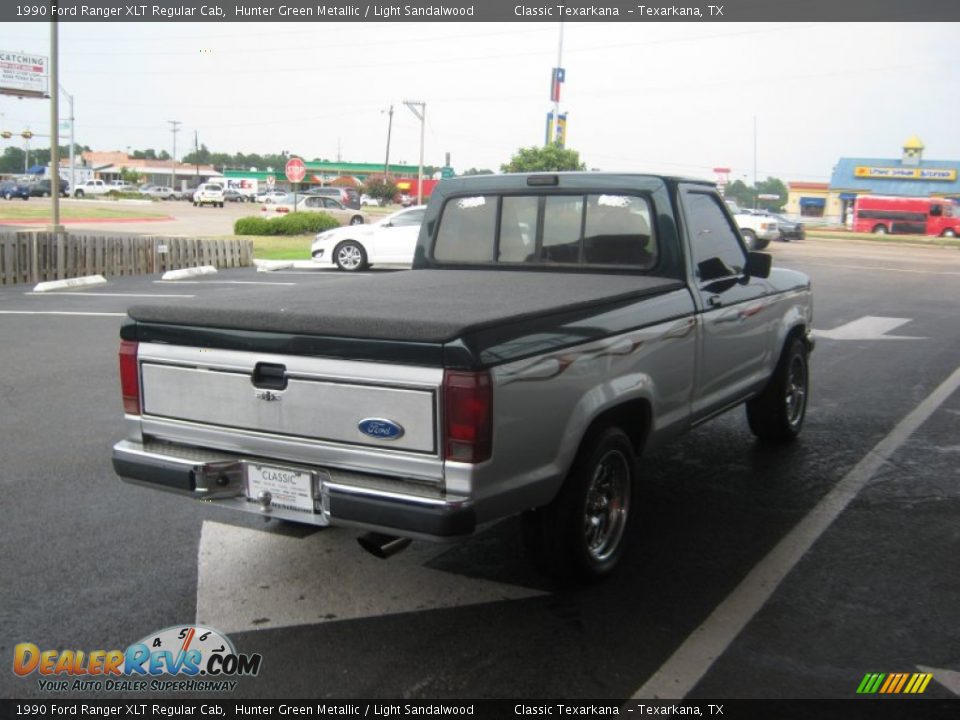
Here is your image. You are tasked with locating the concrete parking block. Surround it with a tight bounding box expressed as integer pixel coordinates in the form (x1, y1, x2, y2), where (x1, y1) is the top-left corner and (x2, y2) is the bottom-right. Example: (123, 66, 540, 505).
(32, 275, 108, 293)
(254, 260, 295, 272)
(161, 265, 218, 281)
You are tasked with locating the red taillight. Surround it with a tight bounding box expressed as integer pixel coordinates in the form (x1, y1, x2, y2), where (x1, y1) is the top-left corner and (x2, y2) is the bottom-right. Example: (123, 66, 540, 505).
(119, 340, 140, 415)
(443, 370, 492, 463)
(278, 207, 290, 214)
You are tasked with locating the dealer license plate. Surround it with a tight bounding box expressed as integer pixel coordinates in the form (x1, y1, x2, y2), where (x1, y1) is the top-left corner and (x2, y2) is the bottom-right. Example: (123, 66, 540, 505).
(245, 463, 317, 514)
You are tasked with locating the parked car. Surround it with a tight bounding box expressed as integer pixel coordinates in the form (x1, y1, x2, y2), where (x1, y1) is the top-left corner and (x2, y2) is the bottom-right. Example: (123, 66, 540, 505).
(143, 186, 179, 200)
(110, 180, 137, 192)
(304, 186, 361, 210)
(29, 178, 70, 197)
(261, 195, 368, 227)
(311, 205, 426, 271)
(258, 190, 288, 204)
(765, 212, 805, 242)
(1, 179, 31, 200)
(360, 194, 382, 207)
(223, 188, 249, 203)
(193, 183, 225, 208)
(138, 184, 156, 195)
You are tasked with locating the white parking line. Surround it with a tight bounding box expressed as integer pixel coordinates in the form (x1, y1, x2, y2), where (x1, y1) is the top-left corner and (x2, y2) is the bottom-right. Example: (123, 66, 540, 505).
(0, 311, 126, 317)
(154, 280, 297, 286)
(795, 261, 960, 277)
(25, 292, 196, 298)
(633, 364, 960, 699)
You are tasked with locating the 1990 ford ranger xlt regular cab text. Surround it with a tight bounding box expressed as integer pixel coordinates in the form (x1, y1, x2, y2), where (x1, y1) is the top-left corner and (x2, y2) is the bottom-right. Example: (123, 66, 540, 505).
(113, 173, 813, 580)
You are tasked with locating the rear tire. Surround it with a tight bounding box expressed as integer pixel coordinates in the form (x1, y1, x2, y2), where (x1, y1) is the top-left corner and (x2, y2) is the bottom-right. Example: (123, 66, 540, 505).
(747, 337, 809, 443)
(349, 215, 364, 226)
(523, 426, 637, 582)
(873, 224, 887, 235)
(75, 190, 84, 198)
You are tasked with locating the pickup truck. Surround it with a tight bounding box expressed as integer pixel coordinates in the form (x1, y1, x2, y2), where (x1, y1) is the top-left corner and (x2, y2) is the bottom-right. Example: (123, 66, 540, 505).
(725, 201, 779, 250)
(112, 173, 814, 580)
(72, 179, 111, 198)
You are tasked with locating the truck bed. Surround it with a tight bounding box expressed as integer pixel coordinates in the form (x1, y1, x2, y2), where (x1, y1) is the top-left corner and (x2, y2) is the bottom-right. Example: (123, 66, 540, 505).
(129, 269, 682, 344)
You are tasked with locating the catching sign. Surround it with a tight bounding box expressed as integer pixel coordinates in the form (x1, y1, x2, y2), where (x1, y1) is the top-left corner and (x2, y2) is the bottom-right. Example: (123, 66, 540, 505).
(0, 50, 48, 98)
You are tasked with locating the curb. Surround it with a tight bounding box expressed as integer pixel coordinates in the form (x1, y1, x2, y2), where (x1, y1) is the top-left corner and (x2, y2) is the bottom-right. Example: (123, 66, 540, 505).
(32, 275, 108, 293)
(161, 266, 218, 281)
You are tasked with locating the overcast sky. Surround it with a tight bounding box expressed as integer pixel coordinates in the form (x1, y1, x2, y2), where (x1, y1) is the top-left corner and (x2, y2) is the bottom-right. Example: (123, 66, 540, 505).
(3, 21, 958, 183)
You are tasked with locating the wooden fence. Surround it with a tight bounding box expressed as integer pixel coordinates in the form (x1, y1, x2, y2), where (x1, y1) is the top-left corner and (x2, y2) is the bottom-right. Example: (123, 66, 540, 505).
(0, 232, 254, 286)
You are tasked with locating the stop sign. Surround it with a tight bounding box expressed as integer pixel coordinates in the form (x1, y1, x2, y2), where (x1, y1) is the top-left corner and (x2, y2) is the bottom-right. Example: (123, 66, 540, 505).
(285, 157, 306, 183)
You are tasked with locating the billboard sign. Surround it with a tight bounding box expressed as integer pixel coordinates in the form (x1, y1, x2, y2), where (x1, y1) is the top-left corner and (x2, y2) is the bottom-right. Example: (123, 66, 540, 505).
(0, 50, 48, 98)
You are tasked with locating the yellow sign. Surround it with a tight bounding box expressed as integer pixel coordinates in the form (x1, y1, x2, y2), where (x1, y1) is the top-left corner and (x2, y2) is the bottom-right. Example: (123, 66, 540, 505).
(854, 166, 957, 181)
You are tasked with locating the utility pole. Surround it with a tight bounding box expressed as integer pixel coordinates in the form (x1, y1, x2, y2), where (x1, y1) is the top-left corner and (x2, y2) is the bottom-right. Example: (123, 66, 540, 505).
(383, 104, 393, 180)
(554, 22, 564, 143)
(194, 129, 199, 185)
(167, 119, 180, 189)
(404, 100, 425, 205)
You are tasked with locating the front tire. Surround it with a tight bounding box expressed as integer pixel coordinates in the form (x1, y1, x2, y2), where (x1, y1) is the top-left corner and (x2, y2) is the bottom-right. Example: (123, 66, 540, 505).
(741, 229, 757, 250)
(334, 241, 368, 272)
(746, 337, 809, 443)
(523, 426, 637, 581)
(941, 228, 956, 238)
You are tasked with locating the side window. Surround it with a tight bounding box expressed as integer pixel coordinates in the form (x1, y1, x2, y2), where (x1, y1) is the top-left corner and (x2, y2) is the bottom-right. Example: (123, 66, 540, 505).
(392, 208, 425, 227)
(930, 204, 943, 217)
(683, 191, 746, 280)
(305, 197, 320, 208)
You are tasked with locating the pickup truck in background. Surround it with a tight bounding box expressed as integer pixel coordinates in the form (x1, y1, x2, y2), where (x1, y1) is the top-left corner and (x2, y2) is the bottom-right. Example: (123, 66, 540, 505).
(112, 173, 813, 580)
(72, 179, 111, 198)
(725, 201, 779, 250)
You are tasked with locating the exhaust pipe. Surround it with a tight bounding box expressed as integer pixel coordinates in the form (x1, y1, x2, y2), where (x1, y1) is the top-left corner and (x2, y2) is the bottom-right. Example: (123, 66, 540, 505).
(357, 532, 412, 559)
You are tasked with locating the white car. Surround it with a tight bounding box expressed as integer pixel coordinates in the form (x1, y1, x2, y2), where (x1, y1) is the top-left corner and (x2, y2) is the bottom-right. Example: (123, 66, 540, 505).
(144, 186, 180, 200)
(261, 195, 368, 227)
(193, 183, 225, 208)
(311, 205, 426, 271)
(257, 190, 288, 204)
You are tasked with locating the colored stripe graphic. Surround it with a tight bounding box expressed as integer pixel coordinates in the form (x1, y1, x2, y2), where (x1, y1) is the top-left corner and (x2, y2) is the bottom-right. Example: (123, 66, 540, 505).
(857, 672, 932, 694)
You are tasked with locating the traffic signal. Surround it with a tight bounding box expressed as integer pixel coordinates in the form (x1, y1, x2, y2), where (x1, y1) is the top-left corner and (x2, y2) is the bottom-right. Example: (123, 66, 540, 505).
(0, 131, 11, 139)
(21, 130, 33, 140)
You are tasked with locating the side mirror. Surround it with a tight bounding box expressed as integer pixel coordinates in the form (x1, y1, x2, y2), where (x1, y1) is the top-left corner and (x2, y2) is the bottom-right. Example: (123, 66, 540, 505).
(745, 251, 772, 279)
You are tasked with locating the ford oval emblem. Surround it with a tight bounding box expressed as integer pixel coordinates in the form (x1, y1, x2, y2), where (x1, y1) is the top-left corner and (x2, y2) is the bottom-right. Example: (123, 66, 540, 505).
(358, 418, 405, 441)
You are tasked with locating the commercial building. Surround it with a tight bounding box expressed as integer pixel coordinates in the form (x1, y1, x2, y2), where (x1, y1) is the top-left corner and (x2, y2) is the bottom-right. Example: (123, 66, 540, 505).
(786, 136, 960, 223)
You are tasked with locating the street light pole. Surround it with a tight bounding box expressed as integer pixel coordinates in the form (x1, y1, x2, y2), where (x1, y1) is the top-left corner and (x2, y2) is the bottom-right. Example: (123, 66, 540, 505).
(404, 100, 425, 206)
(167, 119, 181, 189)
(59, 83, 74, 193)
(383, 104, 394, 180)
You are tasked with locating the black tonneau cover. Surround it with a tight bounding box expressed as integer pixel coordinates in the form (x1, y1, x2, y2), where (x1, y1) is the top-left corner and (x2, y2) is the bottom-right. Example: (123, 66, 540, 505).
(129, 270, 682, 344)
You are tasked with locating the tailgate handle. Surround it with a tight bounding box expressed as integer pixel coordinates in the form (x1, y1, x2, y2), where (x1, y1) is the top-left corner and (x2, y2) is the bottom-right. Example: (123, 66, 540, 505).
(252, 362, 288, 391)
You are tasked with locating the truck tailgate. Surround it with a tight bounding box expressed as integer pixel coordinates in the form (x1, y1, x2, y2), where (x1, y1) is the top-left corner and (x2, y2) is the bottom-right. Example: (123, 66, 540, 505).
(137, 344, 440, 455)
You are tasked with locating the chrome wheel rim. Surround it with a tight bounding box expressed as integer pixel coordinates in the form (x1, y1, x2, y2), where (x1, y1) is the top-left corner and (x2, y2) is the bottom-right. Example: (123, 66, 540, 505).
(337, 245, 362, 270)
(785, 354, 807, 428)
(584, 449, 631, 563)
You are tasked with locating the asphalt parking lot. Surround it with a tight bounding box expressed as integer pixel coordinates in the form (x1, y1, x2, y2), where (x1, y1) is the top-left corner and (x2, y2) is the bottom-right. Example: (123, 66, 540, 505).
(1, 239, 958, 702)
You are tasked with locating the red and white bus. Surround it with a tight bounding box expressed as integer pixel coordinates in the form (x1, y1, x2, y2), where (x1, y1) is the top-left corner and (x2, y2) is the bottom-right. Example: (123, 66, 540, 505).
(853, 195, 960, 237)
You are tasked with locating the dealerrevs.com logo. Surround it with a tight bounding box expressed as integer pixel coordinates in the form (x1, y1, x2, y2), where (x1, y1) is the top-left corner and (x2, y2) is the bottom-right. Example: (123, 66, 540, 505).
(13, 625, 262, 693)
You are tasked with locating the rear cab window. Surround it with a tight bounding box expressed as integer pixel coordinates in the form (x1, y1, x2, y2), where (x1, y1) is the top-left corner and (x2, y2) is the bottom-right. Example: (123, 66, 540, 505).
(433, 192, 658, 270)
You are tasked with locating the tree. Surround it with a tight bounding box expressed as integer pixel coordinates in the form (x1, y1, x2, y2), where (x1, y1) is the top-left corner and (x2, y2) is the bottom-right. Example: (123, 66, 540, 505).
(463, 168, 494, 176)
(362, 175, 398, 206)
(501, 145, 586, 173)
(755, 176, 788, 212)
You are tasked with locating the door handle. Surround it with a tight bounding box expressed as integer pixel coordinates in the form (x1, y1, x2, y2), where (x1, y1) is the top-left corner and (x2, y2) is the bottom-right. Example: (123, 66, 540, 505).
(707, 295, 722, 308)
